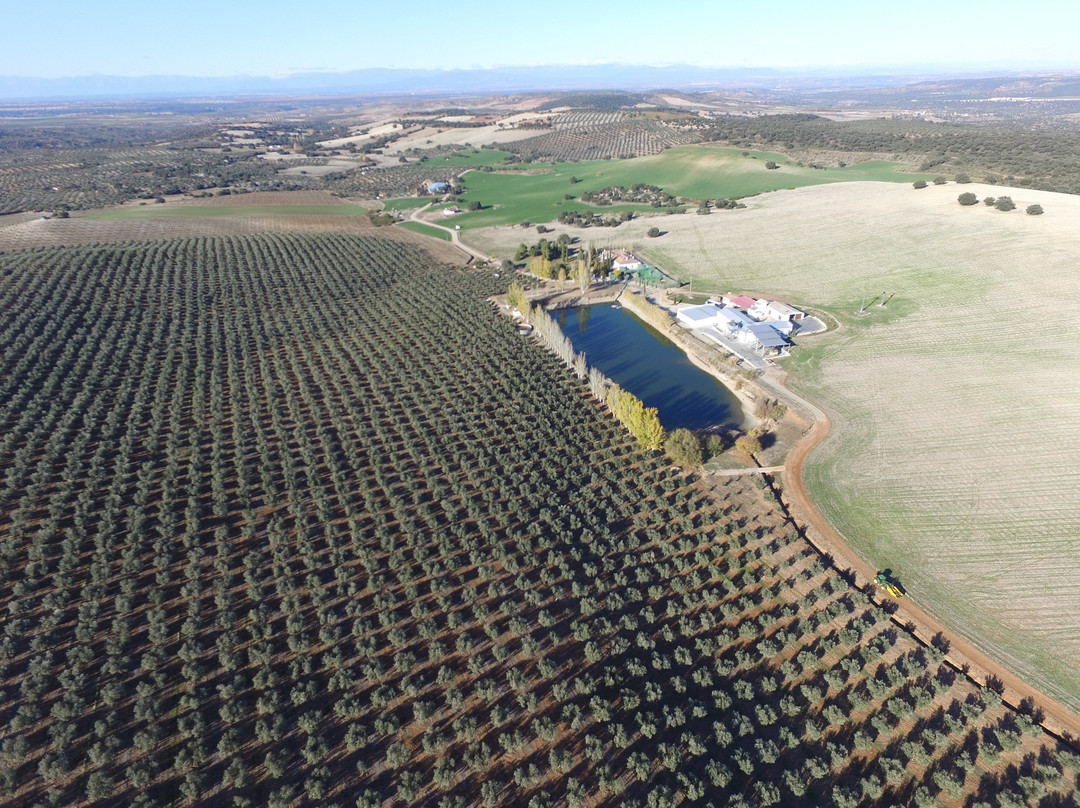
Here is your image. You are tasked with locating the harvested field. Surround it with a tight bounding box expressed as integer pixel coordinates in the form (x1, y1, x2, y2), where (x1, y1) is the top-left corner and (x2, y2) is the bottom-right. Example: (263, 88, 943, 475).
(468, 181, 1080, 709)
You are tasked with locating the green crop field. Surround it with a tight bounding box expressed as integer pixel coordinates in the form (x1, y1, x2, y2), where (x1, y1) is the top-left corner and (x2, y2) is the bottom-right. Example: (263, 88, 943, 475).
(90, 203, 368, 219)
(381, 197, 431, 211)
(423, 148, 513, 167)
(448, 147, 930, 230)
(0, 232, 1073, 807)
(396, 220, 453, 241)
(466, 180, 1080, 710)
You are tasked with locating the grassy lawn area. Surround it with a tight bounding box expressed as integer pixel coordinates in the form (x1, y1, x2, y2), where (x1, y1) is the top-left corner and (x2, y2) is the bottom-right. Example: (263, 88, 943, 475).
(396, 221, 452, 241)
(448, 146, 931, 230)
(91, 204, 367, 219)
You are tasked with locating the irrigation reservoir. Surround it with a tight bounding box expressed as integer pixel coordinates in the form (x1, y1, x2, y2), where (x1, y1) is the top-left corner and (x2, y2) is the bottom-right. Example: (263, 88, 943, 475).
(558, 304, 744, 430)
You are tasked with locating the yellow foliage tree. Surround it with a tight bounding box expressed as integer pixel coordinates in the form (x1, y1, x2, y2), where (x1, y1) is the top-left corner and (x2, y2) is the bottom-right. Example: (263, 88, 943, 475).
(528, 255, 552, 279)
(570, 259, 590, 292)
(605, 383, 664, 450)
(506, 281, 527, 313)
(637, 407, 664, 451)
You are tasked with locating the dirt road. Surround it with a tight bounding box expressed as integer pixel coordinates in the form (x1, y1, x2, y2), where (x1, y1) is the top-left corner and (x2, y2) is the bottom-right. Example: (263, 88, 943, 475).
(408, 204, 494, 265)
(766, 371, 1080, 740)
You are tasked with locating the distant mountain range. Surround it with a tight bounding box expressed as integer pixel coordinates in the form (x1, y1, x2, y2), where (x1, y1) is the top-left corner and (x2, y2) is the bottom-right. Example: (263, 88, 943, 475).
(0, 64, 983, 101)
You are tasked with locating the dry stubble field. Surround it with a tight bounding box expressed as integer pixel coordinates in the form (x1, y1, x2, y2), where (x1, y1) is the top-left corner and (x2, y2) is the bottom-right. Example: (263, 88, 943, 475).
(468, 182, 1080, 710)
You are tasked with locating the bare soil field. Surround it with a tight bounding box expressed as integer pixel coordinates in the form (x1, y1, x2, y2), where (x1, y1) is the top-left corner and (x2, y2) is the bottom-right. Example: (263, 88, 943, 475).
(381, 124, 543, 153)
(466, 181, 1080, 710)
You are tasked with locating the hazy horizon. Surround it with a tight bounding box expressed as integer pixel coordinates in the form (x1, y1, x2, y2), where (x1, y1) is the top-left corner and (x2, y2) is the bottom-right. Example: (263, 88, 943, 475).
(6, 0, 1078, 81)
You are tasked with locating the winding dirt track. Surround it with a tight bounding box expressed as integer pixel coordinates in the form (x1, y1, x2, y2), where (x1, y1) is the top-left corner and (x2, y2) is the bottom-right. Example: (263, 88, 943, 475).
(767, 371, 1080, 741)
(406, 203, 494, 264)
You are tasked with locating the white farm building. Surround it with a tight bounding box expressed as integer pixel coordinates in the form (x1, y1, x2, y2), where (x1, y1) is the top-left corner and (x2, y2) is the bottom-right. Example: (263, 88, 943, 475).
(749, 299, 806, 322)
(675, 305, 721, 329)
(676, 304, 792, 356)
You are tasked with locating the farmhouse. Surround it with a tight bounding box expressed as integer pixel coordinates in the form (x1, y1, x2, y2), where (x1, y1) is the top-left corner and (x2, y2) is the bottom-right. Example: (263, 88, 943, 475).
(601, 249, 645, 272)
(442, 206, 462, 217)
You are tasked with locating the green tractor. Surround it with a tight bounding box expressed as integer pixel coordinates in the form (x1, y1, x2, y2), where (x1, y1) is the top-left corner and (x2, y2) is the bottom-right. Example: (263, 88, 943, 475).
(874, 570, 905, 598)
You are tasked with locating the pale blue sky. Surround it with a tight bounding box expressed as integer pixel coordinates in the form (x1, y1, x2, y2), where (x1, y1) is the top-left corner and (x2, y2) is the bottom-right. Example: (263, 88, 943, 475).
(6, 0, 1079, 78)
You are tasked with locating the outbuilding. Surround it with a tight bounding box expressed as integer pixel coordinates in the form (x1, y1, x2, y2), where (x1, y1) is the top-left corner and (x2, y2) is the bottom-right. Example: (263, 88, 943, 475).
(765, 301, 806, 321)
(676, 305, 720, 329)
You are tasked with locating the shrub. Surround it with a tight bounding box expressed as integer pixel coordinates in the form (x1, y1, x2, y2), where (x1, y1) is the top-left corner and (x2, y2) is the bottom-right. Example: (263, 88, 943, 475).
(955, 173, 971, 183)
(735, 434, 761, 456)
(983, 196, 996, 206)
(665, 429, 702, 467)
(933, 176, 947, 185)
(1026, 204, 1044, 215)
(957, 192, 978, 206)
(994, 196, 1016, 212)
(912, 180, 927, 189)
(705, 434, 725, 459)
(647, 227, 661, 238)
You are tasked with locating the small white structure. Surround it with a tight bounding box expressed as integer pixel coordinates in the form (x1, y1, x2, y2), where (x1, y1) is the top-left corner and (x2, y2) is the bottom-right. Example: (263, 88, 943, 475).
(442, 206, 461, 217)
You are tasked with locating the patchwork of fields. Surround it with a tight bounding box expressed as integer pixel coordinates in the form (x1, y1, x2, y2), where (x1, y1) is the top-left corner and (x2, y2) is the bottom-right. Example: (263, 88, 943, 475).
(446, 147, 931, 230)
(467, 181, 1080, 710)
(0, 234, 1073, 806)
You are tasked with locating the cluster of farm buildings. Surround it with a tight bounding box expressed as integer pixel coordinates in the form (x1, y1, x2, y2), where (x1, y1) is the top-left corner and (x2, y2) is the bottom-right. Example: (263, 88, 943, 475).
(675, 295, 807, 357)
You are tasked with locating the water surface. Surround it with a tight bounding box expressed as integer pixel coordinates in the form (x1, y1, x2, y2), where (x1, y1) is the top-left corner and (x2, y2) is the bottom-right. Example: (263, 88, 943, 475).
(559, 304, 743, 430)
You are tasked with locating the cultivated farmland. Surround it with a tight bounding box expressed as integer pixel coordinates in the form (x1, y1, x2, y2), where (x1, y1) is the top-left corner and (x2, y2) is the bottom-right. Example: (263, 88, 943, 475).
(446, 147, 929, 231)
(0, 233, 1075, 807)
(468, 180, 1080, 712)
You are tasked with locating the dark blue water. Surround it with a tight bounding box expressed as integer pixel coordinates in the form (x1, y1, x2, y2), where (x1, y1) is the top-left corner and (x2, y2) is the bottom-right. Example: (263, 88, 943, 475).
(558, 304, 744, 430)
